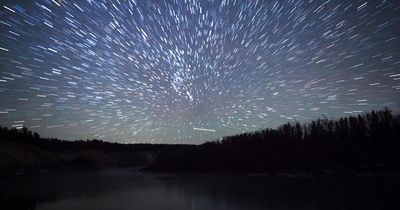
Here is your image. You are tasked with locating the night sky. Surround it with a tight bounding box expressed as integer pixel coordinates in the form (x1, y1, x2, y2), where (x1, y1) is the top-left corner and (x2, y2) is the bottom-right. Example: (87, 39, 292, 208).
(0, 0, 399, 144)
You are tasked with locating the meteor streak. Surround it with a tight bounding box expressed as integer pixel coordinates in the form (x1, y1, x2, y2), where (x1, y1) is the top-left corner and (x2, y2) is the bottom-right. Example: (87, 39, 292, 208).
(193, 127, 216, 133)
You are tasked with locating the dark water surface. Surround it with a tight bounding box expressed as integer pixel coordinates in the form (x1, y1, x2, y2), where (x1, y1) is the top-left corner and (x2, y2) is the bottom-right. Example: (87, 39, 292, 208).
(1, 169, 399, 210)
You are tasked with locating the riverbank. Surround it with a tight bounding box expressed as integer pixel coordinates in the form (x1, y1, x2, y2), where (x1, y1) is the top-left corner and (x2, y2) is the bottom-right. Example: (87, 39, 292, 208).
(0, 141, 151, 181)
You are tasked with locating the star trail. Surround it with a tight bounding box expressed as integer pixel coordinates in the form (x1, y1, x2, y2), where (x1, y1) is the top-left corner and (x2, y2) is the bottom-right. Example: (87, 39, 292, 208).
(0, 0, 399, 143)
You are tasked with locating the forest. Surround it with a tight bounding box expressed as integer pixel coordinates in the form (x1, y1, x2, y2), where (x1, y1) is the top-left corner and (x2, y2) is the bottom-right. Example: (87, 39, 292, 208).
(147, 108, 400, 174)
(1, 108, 400, 176)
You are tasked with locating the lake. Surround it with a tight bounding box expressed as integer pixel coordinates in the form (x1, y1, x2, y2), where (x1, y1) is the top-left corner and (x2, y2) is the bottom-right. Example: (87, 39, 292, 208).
(0, 168, 399, 210)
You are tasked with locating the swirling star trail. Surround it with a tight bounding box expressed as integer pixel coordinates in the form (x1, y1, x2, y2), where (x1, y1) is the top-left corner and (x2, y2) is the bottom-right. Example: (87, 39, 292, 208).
(0, 0, 399, 143)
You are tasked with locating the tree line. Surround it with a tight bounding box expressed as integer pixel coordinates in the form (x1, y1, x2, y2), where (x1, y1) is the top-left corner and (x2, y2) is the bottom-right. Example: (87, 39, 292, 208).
(147, 108, 400, 173)
(0, 126, 194, 152)
(2, 108, 400, 173)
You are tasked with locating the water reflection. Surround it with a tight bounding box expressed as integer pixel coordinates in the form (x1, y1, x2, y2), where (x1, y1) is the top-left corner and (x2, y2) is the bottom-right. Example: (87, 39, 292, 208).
(0, 169, 399, 210)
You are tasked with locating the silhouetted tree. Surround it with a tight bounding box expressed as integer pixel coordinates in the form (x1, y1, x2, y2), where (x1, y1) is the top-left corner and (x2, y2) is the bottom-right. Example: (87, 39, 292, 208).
(150, 108, 400, 173)
(2, 109, 400, 174)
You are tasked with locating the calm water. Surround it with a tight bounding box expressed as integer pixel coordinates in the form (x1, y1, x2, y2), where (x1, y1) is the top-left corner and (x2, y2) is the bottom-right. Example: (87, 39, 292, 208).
(0, 169, 399, 210)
